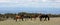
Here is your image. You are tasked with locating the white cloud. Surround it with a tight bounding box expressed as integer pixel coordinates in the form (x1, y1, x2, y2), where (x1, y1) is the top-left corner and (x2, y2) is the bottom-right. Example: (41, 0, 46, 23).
(42, 0, 47, 2)
(0, 0, 60, 8)
(48, 0, 60, 2)
(0, 0, 10, 2)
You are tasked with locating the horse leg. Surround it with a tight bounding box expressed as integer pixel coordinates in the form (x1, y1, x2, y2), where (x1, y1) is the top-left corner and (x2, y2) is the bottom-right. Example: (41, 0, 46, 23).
(15, 17, 17, 22)
(40, 18, 42, 21)
(48, 17, 50, 21)
(34, 18, 36, 20)
(22, 18, 24, 21)
(44, 17, 47, 21)
(16, 19, 17, 22)
(31, 18, 32, 20)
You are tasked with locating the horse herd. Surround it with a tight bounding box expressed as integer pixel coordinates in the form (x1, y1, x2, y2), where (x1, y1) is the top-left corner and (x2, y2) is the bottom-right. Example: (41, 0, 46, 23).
(14, 14, 50, 21)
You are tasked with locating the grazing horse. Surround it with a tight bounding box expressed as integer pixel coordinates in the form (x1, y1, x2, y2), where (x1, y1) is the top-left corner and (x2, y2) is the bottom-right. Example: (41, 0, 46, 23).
(22, 14, 31, 21)
(30, 15, 38, 20)
(15, 15, 20, 21)
(39, 14, 50, 21)
(20, 14, 38, 21)
(22, 14, 38, 21)
(15, 15, 24, 21)
(19, 15, 24, 21)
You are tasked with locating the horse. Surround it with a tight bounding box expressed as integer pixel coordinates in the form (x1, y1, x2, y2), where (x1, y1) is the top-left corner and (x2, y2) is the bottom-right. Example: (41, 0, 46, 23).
(22, 14, 39, 21)
(39, 14, 50, 21)
(15, 15, 20, 21)
(14, 15, 24, 21)
(21, 14, 31, 21)
(30, 14, 39, 20)
(18, 14, 38, 21)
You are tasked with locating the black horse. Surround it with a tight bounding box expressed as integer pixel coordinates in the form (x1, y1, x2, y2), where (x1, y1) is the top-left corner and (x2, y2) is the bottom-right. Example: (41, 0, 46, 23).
(39, 14, 50, 21)
(21, 14, 31, 21)
(21, 14, 38, 21)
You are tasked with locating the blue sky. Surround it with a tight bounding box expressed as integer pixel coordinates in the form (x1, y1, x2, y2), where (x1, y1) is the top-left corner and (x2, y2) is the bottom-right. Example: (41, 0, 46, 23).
(0, 0, 60, 14)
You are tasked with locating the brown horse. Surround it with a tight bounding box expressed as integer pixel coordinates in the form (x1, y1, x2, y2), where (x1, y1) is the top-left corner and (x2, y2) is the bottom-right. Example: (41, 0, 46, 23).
(14, 14, 31, 21)
(30, 14, 39, 20)
(14, 15, 24, 21)
(15, 15, 20, 21)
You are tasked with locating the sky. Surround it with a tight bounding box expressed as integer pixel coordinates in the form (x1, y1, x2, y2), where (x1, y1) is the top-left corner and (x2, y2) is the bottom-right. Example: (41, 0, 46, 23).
(0, 0, 60, 14)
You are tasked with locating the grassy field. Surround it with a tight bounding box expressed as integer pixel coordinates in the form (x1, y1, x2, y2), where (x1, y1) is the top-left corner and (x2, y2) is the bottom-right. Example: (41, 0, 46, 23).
(0, 17, 60, 25)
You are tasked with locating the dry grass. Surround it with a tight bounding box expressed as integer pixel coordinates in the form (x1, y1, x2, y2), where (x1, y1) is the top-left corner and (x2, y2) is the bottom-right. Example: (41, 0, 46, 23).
(0, 17, 60, 25)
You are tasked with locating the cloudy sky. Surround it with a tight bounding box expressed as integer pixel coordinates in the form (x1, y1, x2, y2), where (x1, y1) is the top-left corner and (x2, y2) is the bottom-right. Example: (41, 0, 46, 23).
(0, 0, 60, 14)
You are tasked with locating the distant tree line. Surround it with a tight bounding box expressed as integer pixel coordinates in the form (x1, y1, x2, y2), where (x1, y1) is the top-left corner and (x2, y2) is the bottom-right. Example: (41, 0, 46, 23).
(0, 12, 60, 21)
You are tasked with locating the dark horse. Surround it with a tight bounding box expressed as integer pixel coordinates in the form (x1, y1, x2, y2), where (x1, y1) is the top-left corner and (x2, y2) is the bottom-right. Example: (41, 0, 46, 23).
(39, 14, 50, 21)
(22, 14, 31, 21)
(19, 14, 38, 21)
